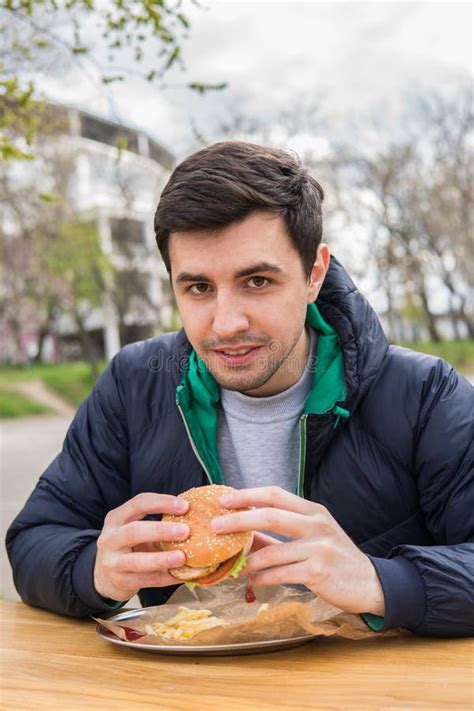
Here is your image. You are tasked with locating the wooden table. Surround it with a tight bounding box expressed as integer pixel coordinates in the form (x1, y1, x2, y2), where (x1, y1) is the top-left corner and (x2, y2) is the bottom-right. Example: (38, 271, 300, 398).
(1, 600, 472, 710)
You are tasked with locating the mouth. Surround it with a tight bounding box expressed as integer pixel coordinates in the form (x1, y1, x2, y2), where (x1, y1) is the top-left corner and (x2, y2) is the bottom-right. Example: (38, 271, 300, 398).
(211, 346, 263, 367)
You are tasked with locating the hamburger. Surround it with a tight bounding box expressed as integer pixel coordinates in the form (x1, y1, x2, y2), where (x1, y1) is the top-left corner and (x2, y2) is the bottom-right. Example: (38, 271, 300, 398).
(160, 485, 253, 588)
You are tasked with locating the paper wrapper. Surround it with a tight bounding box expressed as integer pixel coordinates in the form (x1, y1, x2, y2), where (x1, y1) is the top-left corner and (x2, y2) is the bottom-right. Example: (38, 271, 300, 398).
(94, 579, 404, 645)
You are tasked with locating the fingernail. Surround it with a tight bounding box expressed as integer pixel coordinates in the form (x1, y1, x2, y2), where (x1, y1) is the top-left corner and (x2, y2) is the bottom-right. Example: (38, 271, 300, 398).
(219, 495, 233, 506)
(172, 524, 188, 538)
(211, 517, 225, 532)
(167, 551, 185, 565)
(175, 499, 188, 513)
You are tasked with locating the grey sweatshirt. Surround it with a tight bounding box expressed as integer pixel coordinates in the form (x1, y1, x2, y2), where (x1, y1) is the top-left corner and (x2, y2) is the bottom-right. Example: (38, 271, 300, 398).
(217, 328, 317, 493)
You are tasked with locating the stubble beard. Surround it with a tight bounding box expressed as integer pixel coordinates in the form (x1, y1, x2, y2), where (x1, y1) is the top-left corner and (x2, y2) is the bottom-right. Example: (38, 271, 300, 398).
(202, 331, 303, 394)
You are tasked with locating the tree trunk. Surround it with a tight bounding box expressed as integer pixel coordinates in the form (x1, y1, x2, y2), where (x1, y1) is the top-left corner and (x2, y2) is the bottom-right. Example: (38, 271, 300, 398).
(377, 257, 398, 342)
(33, 326, 49, 364)
(7, 317, 28, 365)
(448, 295, 461, 341)
(449, 311, 461, 341)
(439, 271, 474, 340)
(457, 297, 474, 340)
(33, 302, 56, 364)
(73, 312, 100, 380)
(418, 284, 442, 342)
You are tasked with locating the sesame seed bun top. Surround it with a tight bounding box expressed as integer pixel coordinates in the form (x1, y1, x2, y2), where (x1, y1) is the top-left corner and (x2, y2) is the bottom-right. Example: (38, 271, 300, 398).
(160, 485, 252, 568)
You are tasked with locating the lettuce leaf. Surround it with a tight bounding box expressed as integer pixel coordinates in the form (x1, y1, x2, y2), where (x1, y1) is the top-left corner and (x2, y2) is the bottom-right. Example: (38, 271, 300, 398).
(229, 551, 247, 579)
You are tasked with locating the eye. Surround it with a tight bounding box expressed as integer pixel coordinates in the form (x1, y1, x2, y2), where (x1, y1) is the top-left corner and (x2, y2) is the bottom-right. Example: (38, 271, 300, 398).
(247, 276, 270, 288)
(188, 283, 211, 295)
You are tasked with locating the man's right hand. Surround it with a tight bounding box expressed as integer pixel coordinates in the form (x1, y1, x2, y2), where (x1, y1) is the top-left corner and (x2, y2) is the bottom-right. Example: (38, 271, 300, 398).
(94, 493, 190, 602)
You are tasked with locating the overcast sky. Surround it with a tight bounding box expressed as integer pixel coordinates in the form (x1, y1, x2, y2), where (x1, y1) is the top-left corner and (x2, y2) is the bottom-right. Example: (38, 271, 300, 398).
(38, 1, 472, 157)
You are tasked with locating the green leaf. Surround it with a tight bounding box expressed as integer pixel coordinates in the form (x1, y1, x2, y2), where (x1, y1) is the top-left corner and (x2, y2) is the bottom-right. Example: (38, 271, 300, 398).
(177, 13, 190, 29)
(0, 139, 34, 162)
(164, 45, 180, 70)
(102, 75, 124, 84)
(116, 135, 128, 151)
(38, 192, 62, 202)
(188, 82, 228, 95)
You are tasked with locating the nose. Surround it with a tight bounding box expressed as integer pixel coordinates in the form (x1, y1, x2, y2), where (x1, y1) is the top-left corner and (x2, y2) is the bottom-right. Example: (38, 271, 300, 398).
(212, 292, 250, 339)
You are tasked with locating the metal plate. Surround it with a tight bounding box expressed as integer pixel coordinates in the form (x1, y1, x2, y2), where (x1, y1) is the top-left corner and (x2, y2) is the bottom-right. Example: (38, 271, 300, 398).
(96, 607, 318, 656)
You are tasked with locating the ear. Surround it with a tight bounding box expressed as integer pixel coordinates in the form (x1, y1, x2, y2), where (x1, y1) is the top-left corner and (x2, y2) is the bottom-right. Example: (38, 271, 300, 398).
(307, 243, 330, 303)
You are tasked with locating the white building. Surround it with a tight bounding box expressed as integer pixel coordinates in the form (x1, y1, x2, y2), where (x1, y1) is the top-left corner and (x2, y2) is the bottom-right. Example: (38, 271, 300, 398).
(2, 103, 175, 363)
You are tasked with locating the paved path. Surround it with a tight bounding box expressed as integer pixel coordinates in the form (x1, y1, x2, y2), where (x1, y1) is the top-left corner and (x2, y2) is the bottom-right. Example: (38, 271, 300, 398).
(15, 380, 76, 417)
(1, 415, 73, 600)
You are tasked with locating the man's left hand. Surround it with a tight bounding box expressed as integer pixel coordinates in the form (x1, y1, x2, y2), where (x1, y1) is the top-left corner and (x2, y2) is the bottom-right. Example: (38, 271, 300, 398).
(211, 486, 385, 616)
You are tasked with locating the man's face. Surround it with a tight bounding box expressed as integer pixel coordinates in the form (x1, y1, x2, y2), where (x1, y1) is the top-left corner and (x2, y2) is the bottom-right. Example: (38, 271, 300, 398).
(169, 211, 329, 396)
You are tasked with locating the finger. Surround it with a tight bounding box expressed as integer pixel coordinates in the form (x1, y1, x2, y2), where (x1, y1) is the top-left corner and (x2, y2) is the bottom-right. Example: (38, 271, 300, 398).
(250, 532, 283, 553)
(115, 549, 186, 574)
(114, 570, 181, 592)
(134, 571, 183, 589)
(244, 540, 310, 574)
(106, 493, 189, 526)
(219, 486, 317, 515)
(250, 561, 310, 588)
(112, 520, 189, 550)
(212, 508, 312, 538)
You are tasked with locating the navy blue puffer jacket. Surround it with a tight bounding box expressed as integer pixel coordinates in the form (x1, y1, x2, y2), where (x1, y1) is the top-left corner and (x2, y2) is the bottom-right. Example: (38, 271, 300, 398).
(6, 258, 474, 636)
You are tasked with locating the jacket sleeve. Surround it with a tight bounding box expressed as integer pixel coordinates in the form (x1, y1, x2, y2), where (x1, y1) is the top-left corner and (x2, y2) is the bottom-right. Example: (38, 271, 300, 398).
(5, 356, 131, 617)
(370, 360, 474, 637)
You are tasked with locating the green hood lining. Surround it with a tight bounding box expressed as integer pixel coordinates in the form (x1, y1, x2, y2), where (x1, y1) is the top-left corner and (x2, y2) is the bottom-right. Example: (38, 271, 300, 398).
(176, 303, 349, 485)
(361, 612, 385, 632)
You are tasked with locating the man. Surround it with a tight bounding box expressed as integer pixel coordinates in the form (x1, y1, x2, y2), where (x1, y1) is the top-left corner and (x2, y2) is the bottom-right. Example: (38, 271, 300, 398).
(6, 142, 473, 636)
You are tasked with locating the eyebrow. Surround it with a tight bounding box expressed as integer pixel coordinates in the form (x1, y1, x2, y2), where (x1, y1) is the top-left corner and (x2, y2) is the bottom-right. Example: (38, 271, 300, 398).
(175, 261, 284, 284)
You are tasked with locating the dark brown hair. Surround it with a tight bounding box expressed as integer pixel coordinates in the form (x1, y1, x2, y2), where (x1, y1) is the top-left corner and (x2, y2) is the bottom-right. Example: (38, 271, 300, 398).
(154, 141, 324, 278)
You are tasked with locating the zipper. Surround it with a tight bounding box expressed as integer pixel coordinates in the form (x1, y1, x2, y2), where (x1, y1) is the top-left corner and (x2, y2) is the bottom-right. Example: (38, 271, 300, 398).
(297, 414, 307, 497)
(176, 397, 213, 485)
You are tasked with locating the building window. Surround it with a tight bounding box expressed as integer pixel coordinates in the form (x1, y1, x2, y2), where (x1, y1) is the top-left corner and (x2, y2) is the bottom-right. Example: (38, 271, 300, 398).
(110, 218, 146, 256)
(80, 115, 139, 154)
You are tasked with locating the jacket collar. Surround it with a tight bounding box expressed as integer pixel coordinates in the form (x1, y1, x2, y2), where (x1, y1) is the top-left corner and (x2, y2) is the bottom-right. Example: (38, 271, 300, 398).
(316, 256, 389, 411)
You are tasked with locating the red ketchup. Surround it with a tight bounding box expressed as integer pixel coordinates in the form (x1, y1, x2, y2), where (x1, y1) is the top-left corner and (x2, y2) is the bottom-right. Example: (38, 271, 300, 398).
(245, 586, 256, 603)
(122, 626, 145, 641)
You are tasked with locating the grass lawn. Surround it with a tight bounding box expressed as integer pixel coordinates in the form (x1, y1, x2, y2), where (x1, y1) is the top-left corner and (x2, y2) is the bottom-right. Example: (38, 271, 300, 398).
(0, 387, 51, 418)
(0, 361, 107, 409)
